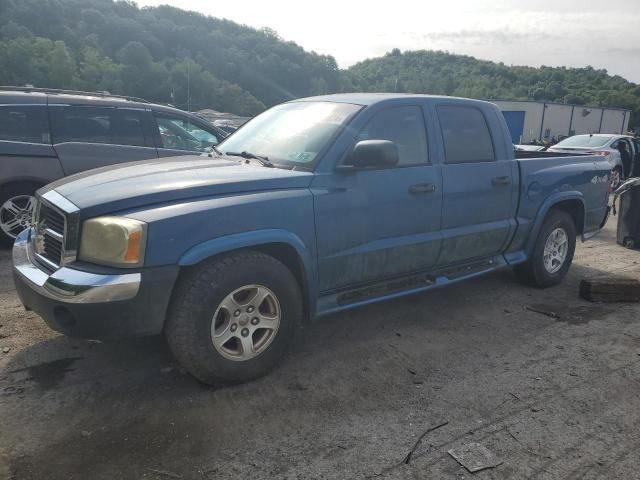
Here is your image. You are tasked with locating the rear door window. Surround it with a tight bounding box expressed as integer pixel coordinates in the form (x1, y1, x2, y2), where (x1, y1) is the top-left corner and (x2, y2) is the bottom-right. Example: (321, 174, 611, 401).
(51, 106, 146, 147)
(0, 105, 50, 144)
(437, 106, 495, 163)
(153, 113, 221, 152)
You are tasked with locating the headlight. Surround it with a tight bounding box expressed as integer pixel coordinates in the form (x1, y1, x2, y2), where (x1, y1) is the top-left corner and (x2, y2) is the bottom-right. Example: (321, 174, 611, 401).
(79, 217, 147, 267)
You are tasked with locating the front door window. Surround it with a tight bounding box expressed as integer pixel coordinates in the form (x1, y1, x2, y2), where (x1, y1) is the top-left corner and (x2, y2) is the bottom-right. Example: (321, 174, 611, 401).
(155, 114, 221, 152)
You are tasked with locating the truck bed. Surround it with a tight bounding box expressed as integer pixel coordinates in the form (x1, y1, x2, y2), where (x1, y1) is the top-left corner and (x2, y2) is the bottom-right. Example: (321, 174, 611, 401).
(515, 150, 584, 159)
(505, 153, 611, 263)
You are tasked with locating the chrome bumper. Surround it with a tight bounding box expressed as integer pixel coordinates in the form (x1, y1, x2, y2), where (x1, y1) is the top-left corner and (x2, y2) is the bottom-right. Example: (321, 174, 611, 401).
(12, 228, 141, 304)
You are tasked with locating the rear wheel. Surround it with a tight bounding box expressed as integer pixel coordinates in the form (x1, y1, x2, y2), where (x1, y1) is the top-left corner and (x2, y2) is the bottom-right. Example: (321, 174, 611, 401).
(514, 209, 576, 288)
(165, 250, 303, 384)
(0, 183, 39, 246)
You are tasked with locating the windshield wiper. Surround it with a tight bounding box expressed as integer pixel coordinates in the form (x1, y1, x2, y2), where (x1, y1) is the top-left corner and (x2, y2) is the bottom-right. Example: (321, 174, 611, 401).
(225, 151, 274, 168)
(206, 145, 222, 157)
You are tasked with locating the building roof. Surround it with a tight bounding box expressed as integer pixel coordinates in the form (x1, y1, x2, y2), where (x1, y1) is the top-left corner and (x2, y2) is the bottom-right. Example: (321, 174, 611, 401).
(491, 98, 631, 113)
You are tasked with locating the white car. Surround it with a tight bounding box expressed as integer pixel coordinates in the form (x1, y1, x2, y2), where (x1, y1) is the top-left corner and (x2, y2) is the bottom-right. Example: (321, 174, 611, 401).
(515, 144, 547, 152)
(548, 134, 639, 188)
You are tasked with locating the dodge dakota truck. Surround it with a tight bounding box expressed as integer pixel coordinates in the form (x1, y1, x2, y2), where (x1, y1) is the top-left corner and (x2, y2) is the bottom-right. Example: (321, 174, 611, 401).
(12, 94, 611, 384)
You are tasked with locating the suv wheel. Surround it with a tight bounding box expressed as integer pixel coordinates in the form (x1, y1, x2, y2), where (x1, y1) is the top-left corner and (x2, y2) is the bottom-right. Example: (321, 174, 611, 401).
(166, 250, 303, 384)
(0, 184, 38, 246)
(514, 209, 576, 288)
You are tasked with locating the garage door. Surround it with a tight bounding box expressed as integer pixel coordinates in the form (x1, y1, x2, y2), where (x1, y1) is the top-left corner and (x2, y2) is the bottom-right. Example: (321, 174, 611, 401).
(501, 111, 525, 144)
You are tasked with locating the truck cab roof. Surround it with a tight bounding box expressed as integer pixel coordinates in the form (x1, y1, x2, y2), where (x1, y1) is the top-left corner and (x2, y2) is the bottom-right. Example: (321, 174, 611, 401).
(295, 92, 498, 108)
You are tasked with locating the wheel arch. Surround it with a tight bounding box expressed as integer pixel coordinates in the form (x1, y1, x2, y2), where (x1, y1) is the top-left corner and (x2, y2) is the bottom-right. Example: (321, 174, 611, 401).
(176, 230, 316, 321)
(526, 193, 585, 254)
(0, 178, 47, 196)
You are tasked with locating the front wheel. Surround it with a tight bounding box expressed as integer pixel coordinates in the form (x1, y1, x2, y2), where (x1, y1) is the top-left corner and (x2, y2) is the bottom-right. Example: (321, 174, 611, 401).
(165, 250, 303, 384)
(514, 209, 576, 288)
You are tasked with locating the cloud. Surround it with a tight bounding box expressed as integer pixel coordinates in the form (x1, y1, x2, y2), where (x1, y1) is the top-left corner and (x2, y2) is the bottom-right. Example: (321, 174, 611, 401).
(136, 0, 640, 82)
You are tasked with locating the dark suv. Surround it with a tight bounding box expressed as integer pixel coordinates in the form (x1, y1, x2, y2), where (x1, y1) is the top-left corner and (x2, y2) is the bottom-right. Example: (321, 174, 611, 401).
(0, 87, 228, 244)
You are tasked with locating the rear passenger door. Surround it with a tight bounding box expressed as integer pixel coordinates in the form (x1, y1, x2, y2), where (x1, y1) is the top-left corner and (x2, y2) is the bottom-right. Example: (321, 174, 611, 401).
(50, 105, 158, 175)
(435, 104, 516, 266)
(150, 111, 224, 157)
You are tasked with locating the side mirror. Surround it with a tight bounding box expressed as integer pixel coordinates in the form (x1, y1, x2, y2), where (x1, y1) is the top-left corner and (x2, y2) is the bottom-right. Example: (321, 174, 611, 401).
(344, 140, 399, 169)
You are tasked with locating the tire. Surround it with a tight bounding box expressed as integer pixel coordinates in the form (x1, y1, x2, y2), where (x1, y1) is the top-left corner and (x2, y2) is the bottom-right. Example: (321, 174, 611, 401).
(165, 250, 303, 385)
(514, 209, 576, 288)
(0, 183, 39, 247)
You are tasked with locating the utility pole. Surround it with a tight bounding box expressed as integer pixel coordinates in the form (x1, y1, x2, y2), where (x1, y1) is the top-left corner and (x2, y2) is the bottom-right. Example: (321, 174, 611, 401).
(187, 61, 191, 112)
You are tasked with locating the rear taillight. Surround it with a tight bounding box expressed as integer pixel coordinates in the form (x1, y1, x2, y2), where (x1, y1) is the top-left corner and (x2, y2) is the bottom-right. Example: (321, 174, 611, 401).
(593, 151, 610, 157)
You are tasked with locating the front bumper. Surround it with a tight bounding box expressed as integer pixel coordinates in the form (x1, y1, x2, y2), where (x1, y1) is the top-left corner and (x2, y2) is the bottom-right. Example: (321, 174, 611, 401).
(12, 228, 178, 340)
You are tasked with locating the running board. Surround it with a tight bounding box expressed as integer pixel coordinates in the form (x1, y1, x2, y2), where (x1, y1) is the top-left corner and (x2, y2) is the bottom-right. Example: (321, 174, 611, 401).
(337, 274, 434, 305)
(437, 258, 499, 280)
(317, 255, 506, 316)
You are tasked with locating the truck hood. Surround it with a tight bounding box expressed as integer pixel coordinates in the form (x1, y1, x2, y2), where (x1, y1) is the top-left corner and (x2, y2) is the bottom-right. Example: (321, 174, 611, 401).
(41, 155, 314, 214)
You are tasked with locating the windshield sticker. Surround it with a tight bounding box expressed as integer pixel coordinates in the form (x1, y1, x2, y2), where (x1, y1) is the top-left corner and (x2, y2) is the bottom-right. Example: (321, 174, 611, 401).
(289, 152, 314, 162)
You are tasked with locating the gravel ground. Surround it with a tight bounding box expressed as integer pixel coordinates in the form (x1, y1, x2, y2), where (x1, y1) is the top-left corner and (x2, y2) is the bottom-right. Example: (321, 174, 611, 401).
(1, 220, 640, 480)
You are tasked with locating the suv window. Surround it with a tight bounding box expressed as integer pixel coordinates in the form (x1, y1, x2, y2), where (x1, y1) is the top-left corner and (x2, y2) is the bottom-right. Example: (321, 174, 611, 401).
(357, 106, 429, 166)
(154, 113, 221, 152)
(437, 106, 495, 163)
(52, 106, 146, 147)
(0, 105, 50, 144)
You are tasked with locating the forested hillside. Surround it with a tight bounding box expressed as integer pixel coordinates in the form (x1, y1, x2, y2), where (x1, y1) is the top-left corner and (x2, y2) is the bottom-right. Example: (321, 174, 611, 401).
(343, 49, 640, 126)
(0, 0, 638, 125)
(0, 0, 339, 115)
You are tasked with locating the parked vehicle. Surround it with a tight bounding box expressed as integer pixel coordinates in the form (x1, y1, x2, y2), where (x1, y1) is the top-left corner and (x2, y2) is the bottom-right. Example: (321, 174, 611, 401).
(13, 94, 611, 384)
(515, 144, 546, 152)
(212, 119, 240, 135)
(0, 87, 228, 244)
(547, 134, 640, 189)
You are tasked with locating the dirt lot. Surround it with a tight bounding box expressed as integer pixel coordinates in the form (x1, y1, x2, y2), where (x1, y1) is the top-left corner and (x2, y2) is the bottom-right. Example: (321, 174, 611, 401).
(1, 221, 640, 479)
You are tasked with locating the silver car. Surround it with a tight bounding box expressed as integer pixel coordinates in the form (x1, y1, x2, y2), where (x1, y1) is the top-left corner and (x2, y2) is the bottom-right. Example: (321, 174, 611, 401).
(548, 134, 639, 188)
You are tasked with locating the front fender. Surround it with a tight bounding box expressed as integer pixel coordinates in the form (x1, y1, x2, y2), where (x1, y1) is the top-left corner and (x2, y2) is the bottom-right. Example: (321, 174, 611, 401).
(525, 191, 585, 254)
(178, 229, 317, 316)
(178, 229, 310, 266)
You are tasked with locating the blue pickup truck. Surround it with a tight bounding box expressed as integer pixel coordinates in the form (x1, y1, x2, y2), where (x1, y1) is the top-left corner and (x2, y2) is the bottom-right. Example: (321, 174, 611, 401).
(13, 94, 611, 384)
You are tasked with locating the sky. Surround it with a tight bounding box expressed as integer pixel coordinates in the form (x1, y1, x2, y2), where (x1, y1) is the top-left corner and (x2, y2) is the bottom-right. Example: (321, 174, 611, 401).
(137, 0, 640, 83)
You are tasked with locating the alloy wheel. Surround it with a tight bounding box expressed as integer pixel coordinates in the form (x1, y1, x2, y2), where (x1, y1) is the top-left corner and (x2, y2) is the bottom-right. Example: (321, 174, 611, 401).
(543, 227, 569, 274)
(211, 284, 281, 361)
(0, 195, 35, 239)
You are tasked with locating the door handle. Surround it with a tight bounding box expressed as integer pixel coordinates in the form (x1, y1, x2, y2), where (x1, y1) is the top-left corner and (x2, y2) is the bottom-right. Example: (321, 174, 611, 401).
(408, 183, 436, 194)
(491, 176, 511, 186)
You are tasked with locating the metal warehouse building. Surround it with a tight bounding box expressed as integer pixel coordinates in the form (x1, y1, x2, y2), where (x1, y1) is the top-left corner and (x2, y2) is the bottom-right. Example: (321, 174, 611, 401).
(492, 100, 631, 144)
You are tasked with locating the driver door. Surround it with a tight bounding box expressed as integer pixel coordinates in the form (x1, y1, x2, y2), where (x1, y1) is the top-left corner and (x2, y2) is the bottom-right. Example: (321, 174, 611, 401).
(151, 112, 224, 157)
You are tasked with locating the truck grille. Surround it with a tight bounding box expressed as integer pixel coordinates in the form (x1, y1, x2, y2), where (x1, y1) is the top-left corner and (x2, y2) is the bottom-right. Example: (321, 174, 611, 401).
(40, 203, 65, 233)
(35, 201, 66, 270)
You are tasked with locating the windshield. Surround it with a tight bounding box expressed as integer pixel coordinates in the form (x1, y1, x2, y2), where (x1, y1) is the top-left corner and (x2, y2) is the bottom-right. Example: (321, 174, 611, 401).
(218, 101, 361, 167)
(554, 135, 613, 148)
